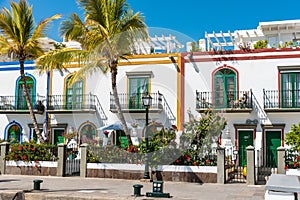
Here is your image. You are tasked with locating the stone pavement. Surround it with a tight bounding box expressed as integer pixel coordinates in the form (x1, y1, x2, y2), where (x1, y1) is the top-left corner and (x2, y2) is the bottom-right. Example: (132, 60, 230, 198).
(0, 175, 265, 200)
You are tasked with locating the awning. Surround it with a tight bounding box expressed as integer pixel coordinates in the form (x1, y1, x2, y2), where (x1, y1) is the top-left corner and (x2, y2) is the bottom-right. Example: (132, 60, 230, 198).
(97, 121, 132, 131)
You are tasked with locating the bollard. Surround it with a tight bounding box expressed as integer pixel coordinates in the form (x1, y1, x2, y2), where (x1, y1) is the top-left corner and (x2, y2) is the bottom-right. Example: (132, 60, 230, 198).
(146, 181, 170, 198)
(33, 179, 43, 190)
(133, 184, 143, 196)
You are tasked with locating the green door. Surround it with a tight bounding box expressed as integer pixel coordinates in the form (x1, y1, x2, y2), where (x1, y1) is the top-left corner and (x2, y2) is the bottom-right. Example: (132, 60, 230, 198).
(17, 76, 34, 110)
(65, 76, 83, 110)
(214, 69, 236, 108)
(128, 77, 149, 109)
(116, 130, 128, 148)
(54, 129, 65, 145)
(238, 130, 254, 166)
(281, 73, 300, 108)
(265, 131, 281, 167)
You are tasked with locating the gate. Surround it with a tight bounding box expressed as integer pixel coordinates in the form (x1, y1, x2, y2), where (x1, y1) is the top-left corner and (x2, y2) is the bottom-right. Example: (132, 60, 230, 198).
(65, 143, 80, 176)
(225, 148, 246, 183)
(256, 148, 277, 185)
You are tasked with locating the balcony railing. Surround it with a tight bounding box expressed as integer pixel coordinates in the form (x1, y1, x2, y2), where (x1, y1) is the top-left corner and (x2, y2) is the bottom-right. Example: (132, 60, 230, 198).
(110, 92, 163, 112)
(110, 91, 176, 124)
(47, 94, 98, 112)
(196, 90, 253, 112)
(264, 89, 300, 110)
(0, 95, 45, 113)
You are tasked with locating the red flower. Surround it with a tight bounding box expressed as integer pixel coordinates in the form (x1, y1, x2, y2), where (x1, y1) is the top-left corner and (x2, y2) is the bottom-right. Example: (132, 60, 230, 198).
(205, 159, 209, 164)
(294, 162, 297, 167)
(21, 155, 27, 160)
(193, 162, 197, 166)
(187, 157, 191, 161)
(176, 159, 180, 163)
(18, 145, 22, 151)
(284, 165, 288, 170)
(30, 147, 35, 151)
(103, 131, 109, 135)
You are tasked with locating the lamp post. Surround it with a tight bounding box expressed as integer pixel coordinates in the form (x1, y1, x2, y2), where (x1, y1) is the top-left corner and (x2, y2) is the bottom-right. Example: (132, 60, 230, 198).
(142, 93, 152, 179)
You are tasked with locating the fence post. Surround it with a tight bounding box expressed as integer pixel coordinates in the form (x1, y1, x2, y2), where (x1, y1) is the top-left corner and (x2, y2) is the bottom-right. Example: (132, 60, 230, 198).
(0, 142, 10, 175)
(246, 146, 255, 185)
(217, 146, 225, 184)
(57, 143, 66, 177)
(277, 146, 286, 174)
(80, 143, 88, 178)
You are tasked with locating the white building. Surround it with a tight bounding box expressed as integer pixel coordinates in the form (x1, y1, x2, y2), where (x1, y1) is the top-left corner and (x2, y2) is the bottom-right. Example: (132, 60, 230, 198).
(0, 19, 299, 168)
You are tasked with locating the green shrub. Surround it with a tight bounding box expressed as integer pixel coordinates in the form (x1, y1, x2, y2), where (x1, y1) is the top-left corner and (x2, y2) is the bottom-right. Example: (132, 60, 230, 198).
(5, 141, 58, 162)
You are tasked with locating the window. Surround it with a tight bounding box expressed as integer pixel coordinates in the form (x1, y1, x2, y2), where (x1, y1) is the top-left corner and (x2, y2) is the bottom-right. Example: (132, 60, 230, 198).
(30, 128, 43, 143)
(79, 123, 97, 144)
(7, 124, 21, 142)
(213, 68, 236, 108)
(281, 72, 300, 108)
(65, 75, 83, 109)
(128, 77, 149, 109)
(53, 128, 65, 145)
(16, 76, 35, 110)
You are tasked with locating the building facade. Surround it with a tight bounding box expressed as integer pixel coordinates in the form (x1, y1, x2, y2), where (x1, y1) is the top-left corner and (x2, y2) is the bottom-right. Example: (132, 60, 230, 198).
(0, 19, 300, 167)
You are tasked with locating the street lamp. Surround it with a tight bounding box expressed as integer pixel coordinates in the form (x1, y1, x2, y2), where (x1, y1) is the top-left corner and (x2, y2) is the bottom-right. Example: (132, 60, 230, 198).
(142, 93, 152, 179)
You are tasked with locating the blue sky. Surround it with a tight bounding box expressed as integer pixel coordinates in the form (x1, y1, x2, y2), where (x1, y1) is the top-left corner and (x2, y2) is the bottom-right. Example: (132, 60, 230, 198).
(1, 0, 300, 45)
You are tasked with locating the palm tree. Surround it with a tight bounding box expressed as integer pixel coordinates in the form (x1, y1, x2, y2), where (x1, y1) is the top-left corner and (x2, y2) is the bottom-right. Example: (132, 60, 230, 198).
(36, 0, 148, 146)
(0, 0, 61, 143)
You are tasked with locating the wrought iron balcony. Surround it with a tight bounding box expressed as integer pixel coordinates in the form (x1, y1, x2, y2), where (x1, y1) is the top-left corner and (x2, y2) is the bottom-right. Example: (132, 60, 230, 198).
(0, 95, 45, 114)
(47, 94, 99, 113)
(196, 90, 253, 113)
(110, 92, 163, 113)
(264, 89, 300, 111)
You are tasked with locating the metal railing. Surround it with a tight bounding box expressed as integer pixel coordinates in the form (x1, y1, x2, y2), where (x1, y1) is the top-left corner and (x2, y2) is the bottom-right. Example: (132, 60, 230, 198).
(196, 90, 253, 110)
(0, 95, 45, 111)
(110, 92, 163, 110)
(263, 89, 300, 109)
(110, 92, 176, 125)
(47, 94, 97, 111)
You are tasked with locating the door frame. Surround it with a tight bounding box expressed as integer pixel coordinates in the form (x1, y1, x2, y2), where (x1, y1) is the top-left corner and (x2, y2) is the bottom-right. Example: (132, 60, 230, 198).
(264, 130, 282, 167)
(237, 129, 254, 166)
(261, 124, 285, 166)
(234, 123, 258, 165)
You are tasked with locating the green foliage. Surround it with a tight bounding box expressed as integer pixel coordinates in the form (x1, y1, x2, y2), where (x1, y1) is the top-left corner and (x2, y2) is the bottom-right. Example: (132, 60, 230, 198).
(5, 141, 58, 162)
(87, 109, 226, 167)
(179, 109, 226, 165)
(190, 41, 201, 52)
(284, 123, 300, 169)
(87, 145, 141, 164)
(253, 40, 268, 49)
(285, 123, 300, 151)
(285, 148, 300, 169)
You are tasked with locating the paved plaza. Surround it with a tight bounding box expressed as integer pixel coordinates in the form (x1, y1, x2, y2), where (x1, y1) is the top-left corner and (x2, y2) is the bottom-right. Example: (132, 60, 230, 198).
(0, 175, 265, 200)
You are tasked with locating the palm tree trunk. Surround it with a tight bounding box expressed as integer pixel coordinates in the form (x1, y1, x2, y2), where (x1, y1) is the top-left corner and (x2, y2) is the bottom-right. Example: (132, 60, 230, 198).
(19, 58, 45, 143)
(111, 64, 133, 146)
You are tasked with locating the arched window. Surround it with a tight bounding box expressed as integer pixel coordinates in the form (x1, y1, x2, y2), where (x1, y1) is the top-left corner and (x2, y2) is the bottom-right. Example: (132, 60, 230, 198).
(79, 123, 97, 145)
(214, 68, 236, 108)
(16, 76, 35, 109)
(7, 124, 21, 142)
(65, 75, 83, 109)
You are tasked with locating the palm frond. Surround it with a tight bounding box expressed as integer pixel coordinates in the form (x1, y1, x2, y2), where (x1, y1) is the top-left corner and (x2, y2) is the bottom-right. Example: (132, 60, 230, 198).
(35, 48, 90, 73)
(30, 14, 61, 41)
